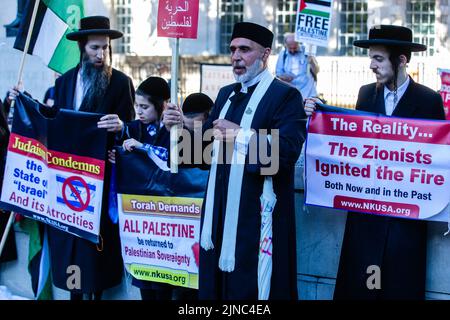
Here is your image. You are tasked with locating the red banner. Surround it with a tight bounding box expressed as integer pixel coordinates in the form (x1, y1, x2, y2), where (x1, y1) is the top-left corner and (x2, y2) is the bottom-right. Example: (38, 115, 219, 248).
(439, 69, 450, 120)
(157, 0, 199, 39)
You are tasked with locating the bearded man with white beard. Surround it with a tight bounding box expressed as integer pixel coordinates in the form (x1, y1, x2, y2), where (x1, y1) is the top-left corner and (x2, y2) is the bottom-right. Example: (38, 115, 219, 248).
(44, 16, 135, 300)
(163, 22, 306, 300)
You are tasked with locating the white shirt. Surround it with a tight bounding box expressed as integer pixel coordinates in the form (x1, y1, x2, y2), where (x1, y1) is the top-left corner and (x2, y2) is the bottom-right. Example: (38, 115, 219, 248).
(239, 69, 269, 93)
(383, 77, 410, 116)
(74, 70, 86, 111)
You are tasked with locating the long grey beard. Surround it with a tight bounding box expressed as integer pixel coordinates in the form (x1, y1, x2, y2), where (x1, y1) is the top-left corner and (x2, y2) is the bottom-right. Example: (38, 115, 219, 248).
(80, 57, 112, 113)
(233, 57, 264, 83)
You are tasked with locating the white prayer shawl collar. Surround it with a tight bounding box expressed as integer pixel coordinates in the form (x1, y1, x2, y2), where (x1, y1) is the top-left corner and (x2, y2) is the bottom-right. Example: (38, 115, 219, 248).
(200, 69, 275, 272)
(239, 69, 266, 93)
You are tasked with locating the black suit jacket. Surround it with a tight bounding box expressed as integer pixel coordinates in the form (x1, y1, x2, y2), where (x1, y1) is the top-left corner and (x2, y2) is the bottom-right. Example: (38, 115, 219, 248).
(54, 65, 135, 120)
(334, 77, 445, 300)
(355, 77, 445, 119)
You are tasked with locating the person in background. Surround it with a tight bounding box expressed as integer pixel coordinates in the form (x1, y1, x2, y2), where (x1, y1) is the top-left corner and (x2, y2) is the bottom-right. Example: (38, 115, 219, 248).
(276, 33, 319, 99)
(43, 73, 61, 107)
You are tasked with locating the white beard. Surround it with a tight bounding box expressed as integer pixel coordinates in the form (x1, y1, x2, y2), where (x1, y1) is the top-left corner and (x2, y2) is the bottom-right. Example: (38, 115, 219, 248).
(234, 58, 264, 83)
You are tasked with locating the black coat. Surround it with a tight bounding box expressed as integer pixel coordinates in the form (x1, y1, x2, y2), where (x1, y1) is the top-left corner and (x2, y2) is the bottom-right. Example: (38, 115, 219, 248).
(123, 120, 169, 147)
(46, 65, 135, 293)
(334, 78, 445, 300)
(197, 79, 306, 299)
(0, 99, 17, 263)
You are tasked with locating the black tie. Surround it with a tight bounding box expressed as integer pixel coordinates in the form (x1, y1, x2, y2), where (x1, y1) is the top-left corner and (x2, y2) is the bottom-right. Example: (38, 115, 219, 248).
(229, 83, 258, 103)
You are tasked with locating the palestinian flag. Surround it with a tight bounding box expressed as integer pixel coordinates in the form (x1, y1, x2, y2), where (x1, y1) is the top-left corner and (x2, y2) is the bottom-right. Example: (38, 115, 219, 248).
(13, 0, 85, 74)
(295, 0, 333, 46)
(19, 218, 53, 300)
(298, 0, 331, 18)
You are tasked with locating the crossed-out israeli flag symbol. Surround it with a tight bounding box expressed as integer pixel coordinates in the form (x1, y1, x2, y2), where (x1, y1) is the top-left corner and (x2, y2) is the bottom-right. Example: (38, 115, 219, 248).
(56, 175, 97, 213)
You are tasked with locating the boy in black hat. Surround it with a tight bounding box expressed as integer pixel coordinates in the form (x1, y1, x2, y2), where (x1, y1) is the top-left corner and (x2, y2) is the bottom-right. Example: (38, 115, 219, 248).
(119, 87, 211, 300)
(119, 76, 174, 300)
(181, 93, 214, 131)
(121, 77, 170, 159)
(305, 25, 445, 300)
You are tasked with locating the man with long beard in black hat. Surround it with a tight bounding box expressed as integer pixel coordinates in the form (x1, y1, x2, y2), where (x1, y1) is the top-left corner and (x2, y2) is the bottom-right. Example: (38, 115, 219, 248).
(305, 25, 445, 300)
(51, 15, 135, 300)
(164, 22, 306, 300)
(8, 15, 135, 300)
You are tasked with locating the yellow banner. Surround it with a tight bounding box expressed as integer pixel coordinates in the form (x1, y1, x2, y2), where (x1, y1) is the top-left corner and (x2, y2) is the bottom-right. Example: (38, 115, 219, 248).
(121, 194, 202, 218)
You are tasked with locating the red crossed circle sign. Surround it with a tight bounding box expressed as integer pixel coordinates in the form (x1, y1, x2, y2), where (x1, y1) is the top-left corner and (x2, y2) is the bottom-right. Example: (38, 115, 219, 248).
(62, 176, 91, 212)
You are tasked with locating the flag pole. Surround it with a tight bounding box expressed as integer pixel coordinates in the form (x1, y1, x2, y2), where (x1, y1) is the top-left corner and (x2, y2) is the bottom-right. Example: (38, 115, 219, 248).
(0, 0, 41, 258)
(169, 37, 180, 173)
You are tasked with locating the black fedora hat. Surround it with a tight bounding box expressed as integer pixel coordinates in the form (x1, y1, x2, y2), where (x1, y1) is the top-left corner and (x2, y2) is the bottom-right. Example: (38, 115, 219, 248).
(353, 25, 426, 52)
(66, 16, 123, 41)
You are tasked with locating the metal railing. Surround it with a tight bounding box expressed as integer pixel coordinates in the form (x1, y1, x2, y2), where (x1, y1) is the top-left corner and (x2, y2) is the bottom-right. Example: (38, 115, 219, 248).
(113, 54, 446, 107)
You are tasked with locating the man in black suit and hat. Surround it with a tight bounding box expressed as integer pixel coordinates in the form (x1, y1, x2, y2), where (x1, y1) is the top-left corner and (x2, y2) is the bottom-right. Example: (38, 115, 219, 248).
(50, 15, 135, 300)
(305, 25, 445, 299)
(6, 16, 135, 300)
(164, 22, 306, 300)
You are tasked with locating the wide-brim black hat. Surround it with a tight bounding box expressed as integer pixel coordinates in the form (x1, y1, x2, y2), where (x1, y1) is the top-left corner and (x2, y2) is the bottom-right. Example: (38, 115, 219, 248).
(231, 22, 273, 48)
(183, 93, 214, 114)
(353, 25, 426, 52)
(137, 77, 170, 101)
(66, 16, 123, 41)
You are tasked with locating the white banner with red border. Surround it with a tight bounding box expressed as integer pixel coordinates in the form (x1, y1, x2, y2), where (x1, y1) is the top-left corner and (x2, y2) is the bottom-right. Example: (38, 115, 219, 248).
(0, 94, 106, 243)
(305, 110, 450, 221)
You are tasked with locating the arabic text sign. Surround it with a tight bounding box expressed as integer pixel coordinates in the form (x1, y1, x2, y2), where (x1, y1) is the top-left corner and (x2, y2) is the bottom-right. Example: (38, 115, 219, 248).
(305, 111, 450, 221)
(157, 0, 199, 39)
(295, 0, 333, 47)
(439, 68, 450, 120)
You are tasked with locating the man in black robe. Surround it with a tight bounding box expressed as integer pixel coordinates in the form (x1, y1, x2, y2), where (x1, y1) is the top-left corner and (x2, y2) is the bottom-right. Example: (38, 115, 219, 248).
(49, 16, 135, 300)
(164, 22, 306, 299)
